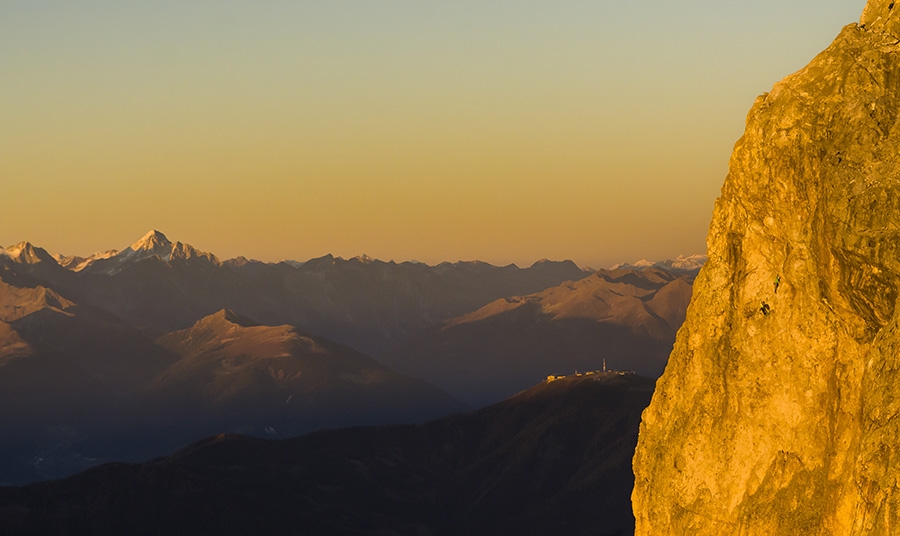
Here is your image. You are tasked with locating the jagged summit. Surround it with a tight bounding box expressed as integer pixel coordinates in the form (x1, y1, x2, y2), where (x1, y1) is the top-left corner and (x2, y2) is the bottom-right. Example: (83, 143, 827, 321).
(76, 230, 219, 275)
(129, 230, 172, 252)
(55, 249, 119, 272)
(118, 230, 175, 263)
(1, 241, 55, 265)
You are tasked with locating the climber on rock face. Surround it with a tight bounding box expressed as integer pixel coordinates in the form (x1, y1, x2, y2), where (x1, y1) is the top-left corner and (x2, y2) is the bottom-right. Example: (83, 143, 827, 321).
(760, 302, 771, 316)
(774, 275, 781, 294)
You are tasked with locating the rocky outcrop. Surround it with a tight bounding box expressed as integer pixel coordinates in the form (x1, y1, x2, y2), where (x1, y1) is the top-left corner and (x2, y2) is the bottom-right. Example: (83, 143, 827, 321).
(633, 1, 900, 534)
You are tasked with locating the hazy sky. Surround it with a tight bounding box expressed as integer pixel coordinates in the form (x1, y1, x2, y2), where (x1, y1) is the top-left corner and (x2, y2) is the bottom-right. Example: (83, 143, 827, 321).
(1, 1, 868, 268)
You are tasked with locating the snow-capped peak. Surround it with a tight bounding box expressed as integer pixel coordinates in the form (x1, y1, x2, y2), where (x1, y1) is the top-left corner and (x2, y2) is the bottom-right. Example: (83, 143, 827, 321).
(665, 254, 708, 272)
(2, 241, 54, 264)
(77, 230, 220, 275)
(111, 230, 176, 265)
(55, 249, 120, 272)
(130, 230, 172, 252)
(611, 254, 707, 274)
(4, 241, 32, 258)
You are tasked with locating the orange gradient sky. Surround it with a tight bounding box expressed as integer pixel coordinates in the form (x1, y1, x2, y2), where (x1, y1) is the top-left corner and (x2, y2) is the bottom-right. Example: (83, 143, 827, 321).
(1, 1, 866, 268)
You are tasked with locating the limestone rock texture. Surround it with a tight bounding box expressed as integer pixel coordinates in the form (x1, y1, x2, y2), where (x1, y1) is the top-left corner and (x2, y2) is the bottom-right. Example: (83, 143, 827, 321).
(632, 1, 900, 534)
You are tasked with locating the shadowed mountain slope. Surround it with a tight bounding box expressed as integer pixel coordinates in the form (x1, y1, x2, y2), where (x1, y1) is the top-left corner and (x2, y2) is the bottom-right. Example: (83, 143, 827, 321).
(383, 267, 693, 407)
(144, 309, 467, 442)
(0, 274, 465, 485)
(0, 278, 75, 322)
(0, 291, 180, 484)
(0, 373, 653, 536)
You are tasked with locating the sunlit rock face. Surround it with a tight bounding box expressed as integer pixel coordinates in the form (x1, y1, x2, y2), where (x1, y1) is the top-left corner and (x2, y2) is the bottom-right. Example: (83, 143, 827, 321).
(633, 1, 900, 533)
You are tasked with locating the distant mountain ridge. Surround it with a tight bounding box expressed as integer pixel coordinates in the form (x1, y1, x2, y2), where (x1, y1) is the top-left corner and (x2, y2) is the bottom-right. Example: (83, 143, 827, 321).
(383, 266, 695, 406)
(30, 230, 591, 275)
(610, 253, 707, 273)
(2, 230, 593, 357)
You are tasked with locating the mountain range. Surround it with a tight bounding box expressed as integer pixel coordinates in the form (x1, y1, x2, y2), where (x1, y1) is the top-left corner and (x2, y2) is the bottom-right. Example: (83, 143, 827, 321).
(0, 230, 700, 486)
(2, 230, 592, 357)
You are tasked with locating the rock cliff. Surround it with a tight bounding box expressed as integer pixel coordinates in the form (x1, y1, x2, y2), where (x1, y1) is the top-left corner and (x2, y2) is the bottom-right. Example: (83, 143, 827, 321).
(633, 1, 900, 534)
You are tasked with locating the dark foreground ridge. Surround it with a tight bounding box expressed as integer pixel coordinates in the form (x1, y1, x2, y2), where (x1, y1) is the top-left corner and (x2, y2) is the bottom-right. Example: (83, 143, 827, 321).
(0, 373, 653, 536)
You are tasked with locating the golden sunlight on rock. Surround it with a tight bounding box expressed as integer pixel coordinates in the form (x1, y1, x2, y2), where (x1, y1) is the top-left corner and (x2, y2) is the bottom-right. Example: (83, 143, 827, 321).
(633, 0, 900, 533)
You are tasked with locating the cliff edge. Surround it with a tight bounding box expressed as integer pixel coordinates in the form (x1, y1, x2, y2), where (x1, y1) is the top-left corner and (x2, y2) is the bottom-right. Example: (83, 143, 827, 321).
(633, 1, 900, 534)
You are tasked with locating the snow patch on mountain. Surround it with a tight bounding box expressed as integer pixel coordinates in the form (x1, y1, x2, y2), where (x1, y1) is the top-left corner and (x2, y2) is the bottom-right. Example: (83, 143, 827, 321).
(55, 250, 119, 272)
(78, 230, 220, 275)
(611, 254, 707, 274)
(2, 242, 55, 265)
